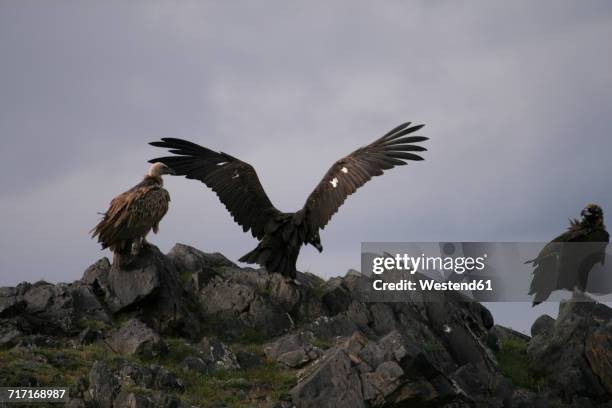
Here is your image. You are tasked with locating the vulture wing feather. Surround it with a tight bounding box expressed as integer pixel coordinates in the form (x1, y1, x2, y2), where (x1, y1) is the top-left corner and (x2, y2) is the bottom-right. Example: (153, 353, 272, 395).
(149, 138, 279, 239)
(302, 122, 427, 232)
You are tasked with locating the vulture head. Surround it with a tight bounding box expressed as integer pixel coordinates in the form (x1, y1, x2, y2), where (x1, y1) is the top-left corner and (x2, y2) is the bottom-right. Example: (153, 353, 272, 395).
(581, 203, 604, 225)
(309, 231, 323, 252)
(148, 162, 175, 177)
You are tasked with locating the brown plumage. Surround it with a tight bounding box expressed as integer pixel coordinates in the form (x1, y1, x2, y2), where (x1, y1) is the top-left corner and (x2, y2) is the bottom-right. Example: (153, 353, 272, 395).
(91, 162, 173, 267)
(526, 204, 609, 306)
(149, 122, 427, 278)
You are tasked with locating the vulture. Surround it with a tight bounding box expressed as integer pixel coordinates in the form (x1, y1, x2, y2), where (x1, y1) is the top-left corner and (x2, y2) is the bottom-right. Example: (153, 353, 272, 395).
(91, 162, 174, 267)
(149, 122, 428, 278)
(526, 204, 609, 306)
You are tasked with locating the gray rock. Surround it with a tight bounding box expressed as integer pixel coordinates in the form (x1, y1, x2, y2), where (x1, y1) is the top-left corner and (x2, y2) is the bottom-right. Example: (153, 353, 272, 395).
(236, 350, 263, 370)
(78, 328, 102, 345)
(119, 361, 156, 389)
(264, 333, 322, 368)
(106, 318, 167, 357)
(153, 366, 185, 392)
(82, 258, 111, 287)
(531, 314, 555, 337)
(528, 300, 612, 401)
(0, 322, 22, 348)
(198, 337, 240, 370)
(291, 347, 365, 408)
(89, 361, 120, 408)
(178, 355, 210, 374)
(105, 263, 160, 313)
(114, 391, 153, 408)
(0, 287, 26, 318)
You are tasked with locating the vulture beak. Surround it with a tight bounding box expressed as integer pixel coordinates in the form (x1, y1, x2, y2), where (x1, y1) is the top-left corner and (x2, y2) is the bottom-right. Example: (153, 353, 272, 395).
(313, 242, 323, 253)
(165, 166, 176, 175)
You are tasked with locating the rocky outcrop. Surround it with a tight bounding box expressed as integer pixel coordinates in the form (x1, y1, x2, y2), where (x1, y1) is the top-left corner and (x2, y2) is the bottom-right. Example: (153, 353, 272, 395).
(528, 300, 612, 404)
(0, 243, 611, 407)
(264, 332, 322, 368)
(106, 318, 167, 357)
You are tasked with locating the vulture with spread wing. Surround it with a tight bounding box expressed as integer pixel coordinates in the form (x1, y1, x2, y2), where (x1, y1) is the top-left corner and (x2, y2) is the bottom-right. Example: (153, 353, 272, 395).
(526, 204, 609, 306)
(91, 162, 174, 267)
(149, 122, 427, 278)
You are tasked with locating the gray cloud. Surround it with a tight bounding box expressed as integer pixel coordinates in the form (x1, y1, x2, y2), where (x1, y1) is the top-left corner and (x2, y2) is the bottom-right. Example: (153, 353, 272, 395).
(1, 0, 611, 333)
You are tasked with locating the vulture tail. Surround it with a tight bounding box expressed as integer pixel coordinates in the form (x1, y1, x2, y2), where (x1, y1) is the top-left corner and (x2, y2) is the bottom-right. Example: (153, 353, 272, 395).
(239, 244, 296, 279)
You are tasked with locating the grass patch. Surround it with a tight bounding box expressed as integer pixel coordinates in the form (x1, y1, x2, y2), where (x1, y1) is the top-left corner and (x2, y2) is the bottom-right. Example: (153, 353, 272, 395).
(495, 338, 545, 391)
(0, 343, 107, 389)
(181, 362, 295, 407)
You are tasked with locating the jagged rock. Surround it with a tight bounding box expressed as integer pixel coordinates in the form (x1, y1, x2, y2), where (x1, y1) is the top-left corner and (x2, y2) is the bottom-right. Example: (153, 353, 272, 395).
(81, 258, 111, 287)
(0, 321, 22, 348)
(153, 366, 185, 392)
(291, 345, 365, 408)
(0, 287, 26, 317)
(264, 332, 322, 368)
(104, 262, 160, 313)
(114, 391, 154, 408)
(197, 265, 323, 338)
(78, 328, 102, 345)
(321, 278, 352, 316)
(528, 300, 612, 402)
(178, 337, 239, 374)
(89, 361, 120, 408)
(106, 318, 167, 357)
(236, 350, 263, 369)
(292, 331, 464, 408)
(198, 337, 240, 370)
(585, 321, 612, 394)
(178, 355, 210, 374)
(531, 314, 555, 337)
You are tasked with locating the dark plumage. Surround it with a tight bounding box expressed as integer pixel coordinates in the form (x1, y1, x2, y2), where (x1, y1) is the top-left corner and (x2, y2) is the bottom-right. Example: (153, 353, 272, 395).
(150, 122, 428, 278)
(91, 162, 173, 267)
(526, 204, 609, 306)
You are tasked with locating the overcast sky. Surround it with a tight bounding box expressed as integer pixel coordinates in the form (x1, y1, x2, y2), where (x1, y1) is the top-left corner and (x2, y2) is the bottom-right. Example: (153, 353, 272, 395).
(1, 1, 611, 333)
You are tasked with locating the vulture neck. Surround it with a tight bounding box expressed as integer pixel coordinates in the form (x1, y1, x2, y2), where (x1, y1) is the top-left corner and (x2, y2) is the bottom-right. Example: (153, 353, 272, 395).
(142, 174, 163, 186)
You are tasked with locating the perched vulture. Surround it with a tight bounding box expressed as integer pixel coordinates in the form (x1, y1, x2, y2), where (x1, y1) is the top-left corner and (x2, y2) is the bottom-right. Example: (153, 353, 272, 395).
(526, 204, 609, 306)
(91, 162, 174, 267)
(149, 122, 427, 278)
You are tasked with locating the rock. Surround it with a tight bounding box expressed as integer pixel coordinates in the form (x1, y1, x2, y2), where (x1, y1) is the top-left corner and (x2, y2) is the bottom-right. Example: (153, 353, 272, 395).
(531, 314, 555, 337)
(106, 318, 167, 357)
(264, 333, 322, 368)
(528, 300, 612, 402)
(178, 337, 240, 374)
(167, 243, 236, 272)
(114, 391, 154, 408)
(153, 366, 185, 392)
(178, 355, 210, 374)
(81, 258, 111, 287)
(584, 321, 612, 394)
(321, 278, 352, 316)
(197, 262, 324, 339)
(291, 347, 365, 408)
(119, 361, 156, 389)
(0, 287, 26, 317)
(236, 350, 263, 369)
(89, 361, 120, 408)
(78, 328, 102, 345)
(105, 262, 160, 313)
(198, 337, 240, 370)
(0, 321, 22, 348)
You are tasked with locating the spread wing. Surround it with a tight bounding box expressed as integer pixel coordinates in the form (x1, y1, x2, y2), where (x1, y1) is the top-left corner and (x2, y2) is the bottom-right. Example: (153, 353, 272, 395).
(91, 184, 170, 251)
(149, 138, 279, 239)
(302, 122, 427, 233)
